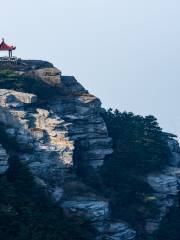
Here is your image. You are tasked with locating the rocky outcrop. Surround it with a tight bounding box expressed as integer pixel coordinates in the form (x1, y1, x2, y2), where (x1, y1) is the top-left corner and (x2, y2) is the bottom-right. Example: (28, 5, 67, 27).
(61, 197, 136, 240)
(145, 137, 180, 234)
(146, 171, 178, 233)
(168, 136, 180, 166)
(147, 174, 178, 196)
(0, 94, 127, 238)
(27, 67, 62, 86)
(104, 222, 136, 240)
(0, 89, 112, 173)
(0, 59, 53, 71)
(62, 197, 109, 222)
(0, 144, 9, 174)
(0, 89, 37, 107)
(3, 60, 180, 239)
(0, 60, 123, 239)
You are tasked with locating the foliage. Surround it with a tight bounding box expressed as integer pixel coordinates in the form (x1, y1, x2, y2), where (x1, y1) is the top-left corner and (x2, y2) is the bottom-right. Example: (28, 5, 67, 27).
(0, 70, 65, 103)
(74, 109, 171, 233)
(99, 109, 171, 233)
(0, 70, 19, 79)
(102, 109, 170, 174)
(73, 109, 171, 237)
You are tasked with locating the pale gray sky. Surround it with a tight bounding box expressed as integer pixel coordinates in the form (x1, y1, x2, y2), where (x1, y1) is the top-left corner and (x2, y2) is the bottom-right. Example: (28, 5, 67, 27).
(1, 0, 180, 136)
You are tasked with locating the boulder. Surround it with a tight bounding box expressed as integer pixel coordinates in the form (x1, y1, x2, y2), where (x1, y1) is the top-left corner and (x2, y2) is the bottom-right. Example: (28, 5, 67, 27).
(29, 67, 62, 86)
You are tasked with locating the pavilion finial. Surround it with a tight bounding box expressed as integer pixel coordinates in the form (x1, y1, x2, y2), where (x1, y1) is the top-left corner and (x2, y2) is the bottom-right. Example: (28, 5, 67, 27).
(2, 38, 4, 43)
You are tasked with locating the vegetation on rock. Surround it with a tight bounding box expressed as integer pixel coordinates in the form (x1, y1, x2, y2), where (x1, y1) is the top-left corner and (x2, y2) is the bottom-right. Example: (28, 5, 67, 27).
(101, 110, 171, 235)
(75, 109, 172, 238)
(0, 124, 94, 240)
(0, 67, 179, 239)
(0, 69, 63, 102)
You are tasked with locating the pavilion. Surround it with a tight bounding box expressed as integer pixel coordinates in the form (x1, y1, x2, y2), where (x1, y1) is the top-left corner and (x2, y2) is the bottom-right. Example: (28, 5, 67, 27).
(0, 38, 16, 58)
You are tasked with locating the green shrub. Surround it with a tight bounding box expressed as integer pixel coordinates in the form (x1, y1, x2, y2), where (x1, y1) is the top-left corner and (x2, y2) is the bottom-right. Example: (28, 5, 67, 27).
(0, 71, 66, 103)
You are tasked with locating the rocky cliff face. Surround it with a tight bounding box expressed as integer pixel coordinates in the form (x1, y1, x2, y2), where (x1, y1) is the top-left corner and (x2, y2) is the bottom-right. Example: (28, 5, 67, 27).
(146, 136, 180, 234)
(0, 61, 180, 240)
(0, 60, 113, 170)
(1, 60, 180, 239)
(0, 60, 136, 240)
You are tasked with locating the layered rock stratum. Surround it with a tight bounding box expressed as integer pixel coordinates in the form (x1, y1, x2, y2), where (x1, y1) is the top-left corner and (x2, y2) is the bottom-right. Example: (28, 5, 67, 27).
(0, 60, 135, 240)
(1, 60, 180, 239)
(146, 136, 180, 234)
(0, 144, 9, 174)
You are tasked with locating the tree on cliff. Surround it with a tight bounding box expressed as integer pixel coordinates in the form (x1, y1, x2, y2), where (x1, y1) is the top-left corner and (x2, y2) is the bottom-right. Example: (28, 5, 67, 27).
(101, 109, 171, 231)
(102, 109, 170, 174)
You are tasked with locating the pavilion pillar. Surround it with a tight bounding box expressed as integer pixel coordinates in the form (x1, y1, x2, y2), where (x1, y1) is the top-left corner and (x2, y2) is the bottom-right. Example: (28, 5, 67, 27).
(0, 39, 16, 59)
(9, 50, 13, 58)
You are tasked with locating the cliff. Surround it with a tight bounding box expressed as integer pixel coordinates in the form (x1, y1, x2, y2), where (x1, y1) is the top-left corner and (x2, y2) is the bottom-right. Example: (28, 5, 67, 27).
(1, 60, 180, 240)
(0, 60, 135, 240)
(0, 60, 113, 171)
(146, 136, 180, 234)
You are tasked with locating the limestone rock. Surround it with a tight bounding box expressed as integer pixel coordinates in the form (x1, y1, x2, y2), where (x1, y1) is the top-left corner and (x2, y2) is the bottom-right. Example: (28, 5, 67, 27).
(28, 67, 62, 86)
(62, 198, 136, 239)
(0, 83, 112, 183)
(0, 60, 115, 240)
(145, 137, 180, 234)
(51, 187, 64, 202)
(61, 76, 88, 94)
(104, 222, 136, 240)
(168, 138, 180, 166)
(147, 174, 178, 195)
(0, 144, 9, 174)
(0, 89, 37, 107)
(0, 64, 113, 163)
(62, 197, 109, 222)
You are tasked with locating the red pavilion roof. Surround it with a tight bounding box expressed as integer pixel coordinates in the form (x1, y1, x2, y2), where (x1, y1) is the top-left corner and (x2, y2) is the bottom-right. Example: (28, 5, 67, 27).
(0, 38, 16, 51)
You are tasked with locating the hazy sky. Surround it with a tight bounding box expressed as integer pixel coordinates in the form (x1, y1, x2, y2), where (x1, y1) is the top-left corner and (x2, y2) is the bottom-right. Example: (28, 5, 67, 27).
(1, 0, 180, 136)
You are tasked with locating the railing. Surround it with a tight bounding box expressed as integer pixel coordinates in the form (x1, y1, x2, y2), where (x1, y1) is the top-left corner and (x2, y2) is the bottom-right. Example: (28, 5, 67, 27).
(0, 57, 21, 64)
